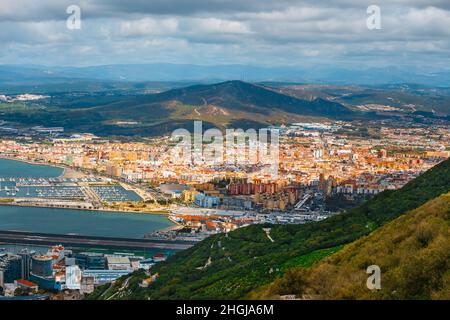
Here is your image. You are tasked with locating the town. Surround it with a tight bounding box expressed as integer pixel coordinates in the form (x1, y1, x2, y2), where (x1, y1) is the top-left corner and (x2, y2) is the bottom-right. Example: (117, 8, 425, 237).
(0, 244, 166, 300)
(0, 119, 448, 240)
(1, 117, 448, 299)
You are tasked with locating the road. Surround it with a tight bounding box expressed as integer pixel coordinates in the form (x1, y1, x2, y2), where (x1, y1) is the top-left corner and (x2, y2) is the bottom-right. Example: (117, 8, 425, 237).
(0, 230, 195, 250)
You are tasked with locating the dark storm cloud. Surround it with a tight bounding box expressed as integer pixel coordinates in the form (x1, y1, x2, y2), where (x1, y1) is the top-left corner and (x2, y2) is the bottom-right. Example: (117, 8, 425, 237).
(89, 0, 299, 15)
(0, 0, 300, 21)
(0, 0, 449, 68)
(3, 0, 449, 21)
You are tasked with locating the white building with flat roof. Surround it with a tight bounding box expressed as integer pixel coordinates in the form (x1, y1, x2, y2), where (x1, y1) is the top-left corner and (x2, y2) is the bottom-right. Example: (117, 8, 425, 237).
(105, 255, 131, 271)
(66, 265, 82, 290)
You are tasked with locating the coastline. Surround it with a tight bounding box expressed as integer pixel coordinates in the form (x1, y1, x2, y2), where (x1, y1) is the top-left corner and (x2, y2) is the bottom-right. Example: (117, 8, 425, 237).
(0, 156, 171, 215)
(0, 156, 176, 219)
(0, 200, 170, 216)
(0, 206, 178, 239)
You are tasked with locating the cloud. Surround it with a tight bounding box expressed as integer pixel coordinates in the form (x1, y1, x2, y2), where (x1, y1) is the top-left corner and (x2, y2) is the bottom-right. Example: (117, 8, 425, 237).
(0, 0, 448, 69)
(119, 18, 179, 37)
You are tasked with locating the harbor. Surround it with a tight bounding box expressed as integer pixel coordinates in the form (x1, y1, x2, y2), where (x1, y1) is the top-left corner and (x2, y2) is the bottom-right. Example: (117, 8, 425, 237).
(0, 158, 176, 240)
(0, 177, 141, 201)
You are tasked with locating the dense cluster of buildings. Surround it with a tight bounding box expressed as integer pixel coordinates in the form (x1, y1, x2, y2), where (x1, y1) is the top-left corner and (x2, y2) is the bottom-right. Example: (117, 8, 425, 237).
(0, 120, 449, 234)
(0, 246, 167, 299)
(0, 119, 448, 299)
(1, 121, 447, 190)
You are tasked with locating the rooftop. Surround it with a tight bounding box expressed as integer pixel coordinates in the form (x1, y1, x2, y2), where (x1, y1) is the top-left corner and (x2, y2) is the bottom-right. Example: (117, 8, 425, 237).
(15, 279, 38, 287)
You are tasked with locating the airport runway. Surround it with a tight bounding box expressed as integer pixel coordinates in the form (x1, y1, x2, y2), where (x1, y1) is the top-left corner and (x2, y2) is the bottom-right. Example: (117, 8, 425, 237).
(0, 230, 195, 250)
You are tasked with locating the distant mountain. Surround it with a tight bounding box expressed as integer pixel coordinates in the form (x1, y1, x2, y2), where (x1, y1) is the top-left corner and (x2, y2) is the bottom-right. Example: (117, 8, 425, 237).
(88, 158, 450, 300)
(274, 84, 450, 116)
(100, 80, 352, 118)
(0, 81, 354, 136)
(1, 64, 449, 87)
(93, 81, 355, 134)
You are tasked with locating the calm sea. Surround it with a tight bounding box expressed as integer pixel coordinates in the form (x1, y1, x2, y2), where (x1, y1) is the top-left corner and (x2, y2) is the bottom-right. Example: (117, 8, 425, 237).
(0, 158, 173, 238)
(0, 158, 63, 178)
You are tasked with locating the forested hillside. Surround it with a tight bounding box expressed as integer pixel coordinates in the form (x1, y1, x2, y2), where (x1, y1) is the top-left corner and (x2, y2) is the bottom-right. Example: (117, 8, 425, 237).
(252, 192, 450, 299)
(89, 158, 450, 300)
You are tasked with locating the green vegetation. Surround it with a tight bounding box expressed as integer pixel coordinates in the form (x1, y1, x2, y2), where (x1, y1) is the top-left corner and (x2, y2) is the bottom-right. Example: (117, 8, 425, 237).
(335, 126, 381, 139)
(89, 158, 450, 300)
(255, 192, 450, 299)
(1, 81, 354, 136)
(282, 245, 344, 270)
(324, 194, 367, 211)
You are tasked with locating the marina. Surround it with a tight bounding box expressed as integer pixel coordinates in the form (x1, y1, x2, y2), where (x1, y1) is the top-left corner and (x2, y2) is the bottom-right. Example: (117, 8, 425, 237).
(0, 184, 86, 200)
(0, 175, 142, 202)
(0, 158, 173, 238)
(3, 176, 102, 185)
(90, 185, 142, 202)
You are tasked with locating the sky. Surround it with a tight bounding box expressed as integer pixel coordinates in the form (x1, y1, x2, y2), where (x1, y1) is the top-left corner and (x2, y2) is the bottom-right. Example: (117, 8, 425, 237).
(0, 0, 449, 70)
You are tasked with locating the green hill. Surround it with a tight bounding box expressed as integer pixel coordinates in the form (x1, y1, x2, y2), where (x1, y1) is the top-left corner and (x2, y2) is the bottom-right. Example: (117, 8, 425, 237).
(88, 158, 450, 300)
(251, 192, 450, 300)
(1, 81, 354, 136)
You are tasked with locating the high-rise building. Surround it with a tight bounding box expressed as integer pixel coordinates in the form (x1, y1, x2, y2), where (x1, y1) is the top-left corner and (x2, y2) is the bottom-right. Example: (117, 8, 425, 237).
(31, 255, 53, 278)
(29, 255, 55, 290)
(18, 249, 35, 280)
(0, 254, 23, 286)
(66, 265, 82, 290)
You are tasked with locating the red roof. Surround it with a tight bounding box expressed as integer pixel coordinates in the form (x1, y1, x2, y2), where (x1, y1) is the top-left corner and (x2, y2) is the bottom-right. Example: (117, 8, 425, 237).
(153, 253, 166, 258)
(15, 279, 38, 287)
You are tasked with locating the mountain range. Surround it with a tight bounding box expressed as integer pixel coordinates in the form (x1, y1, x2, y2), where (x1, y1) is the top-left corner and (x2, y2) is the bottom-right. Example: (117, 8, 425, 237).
(1, 64, 450, 87)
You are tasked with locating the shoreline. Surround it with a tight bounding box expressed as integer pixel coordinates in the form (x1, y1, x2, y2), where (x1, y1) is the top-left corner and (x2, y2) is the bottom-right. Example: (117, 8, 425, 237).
(0, 155, 67, 178)
(0, 157, 181, 236)
(0, 200, 170, 216)
(0, 202, 177, 236)
(0, 156, 171, 215)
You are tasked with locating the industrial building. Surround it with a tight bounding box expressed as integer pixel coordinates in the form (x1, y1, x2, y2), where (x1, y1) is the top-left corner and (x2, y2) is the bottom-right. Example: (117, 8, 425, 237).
(105, 255, 132, 271)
